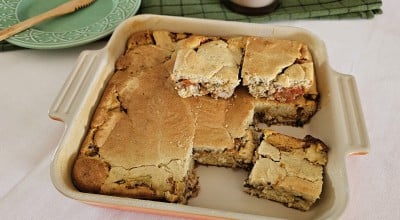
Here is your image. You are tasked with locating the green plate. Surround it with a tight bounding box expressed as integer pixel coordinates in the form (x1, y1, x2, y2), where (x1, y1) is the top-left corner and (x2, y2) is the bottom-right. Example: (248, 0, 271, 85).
(0, 0, 141, 49)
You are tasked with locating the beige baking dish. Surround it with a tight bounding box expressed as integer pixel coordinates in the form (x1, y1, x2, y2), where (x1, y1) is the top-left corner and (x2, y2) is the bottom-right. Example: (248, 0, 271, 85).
(49, 14, 370, 220)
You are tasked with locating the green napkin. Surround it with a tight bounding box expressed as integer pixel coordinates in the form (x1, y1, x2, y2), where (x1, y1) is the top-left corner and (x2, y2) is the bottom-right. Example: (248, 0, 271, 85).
(139, 0, 383, 22)
(0, 41, 23, 51)
(1, 0, 383, 51)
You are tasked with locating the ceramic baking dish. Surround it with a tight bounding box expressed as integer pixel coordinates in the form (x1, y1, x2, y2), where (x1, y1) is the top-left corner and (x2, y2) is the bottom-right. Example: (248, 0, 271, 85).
(49, 14, 370, 220)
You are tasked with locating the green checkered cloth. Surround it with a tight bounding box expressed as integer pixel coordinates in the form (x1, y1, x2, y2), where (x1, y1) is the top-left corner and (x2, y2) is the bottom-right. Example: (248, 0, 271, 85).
(1, 0, 383, 51)
(140, 0, 382, 21)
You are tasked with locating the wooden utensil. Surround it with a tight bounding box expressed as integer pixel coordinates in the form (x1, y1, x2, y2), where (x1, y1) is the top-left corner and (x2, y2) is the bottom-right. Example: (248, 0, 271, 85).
(0, 0, 96, 42)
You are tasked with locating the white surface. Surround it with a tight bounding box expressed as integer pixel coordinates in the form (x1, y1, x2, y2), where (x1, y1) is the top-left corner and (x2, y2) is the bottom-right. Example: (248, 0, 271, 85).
(0, 1, 399, 219)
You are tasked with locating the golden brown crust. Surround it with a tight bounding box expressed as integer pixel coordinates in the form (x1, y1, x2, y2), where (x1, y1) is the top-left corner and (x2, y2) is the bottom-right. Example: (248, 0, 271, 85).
(171, 38, 241, 99)
(99, 164, 199, 204)
(193, 128, 257, 168)
(72, 30, 324, 208)
(254, 95, 318, 126)
(72, 31, 198, 203)
(116, 45, 171, 74)
(126, 30, 154, 50)
(241, 37, 316, 101)
(72, 156, 110, 193)
(244, 129, 328, 211)
(188, 86, 256, 168)
(225, 87, 255, 138)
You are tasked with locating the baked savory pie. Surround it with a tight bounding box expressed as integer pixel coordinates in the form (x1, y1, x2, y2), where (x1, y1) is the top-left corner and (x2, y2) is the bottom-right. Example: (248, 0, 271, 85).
(72, 30, 327, 210)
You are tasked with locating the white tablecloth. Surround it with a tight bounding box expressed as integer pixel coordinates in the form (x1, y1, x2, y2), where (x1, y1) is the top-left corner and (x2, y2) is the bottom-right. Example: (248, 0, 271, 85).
(1, 1, 399, 219)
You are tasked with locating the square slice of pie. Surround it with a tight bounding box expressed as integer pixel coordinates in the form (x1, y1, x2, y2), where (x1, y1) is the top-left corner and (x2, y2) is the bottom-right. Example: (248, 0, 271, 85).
(244, 129, 328, 211)
(241, 37, 318, 102)
(171, 37, 243, 99)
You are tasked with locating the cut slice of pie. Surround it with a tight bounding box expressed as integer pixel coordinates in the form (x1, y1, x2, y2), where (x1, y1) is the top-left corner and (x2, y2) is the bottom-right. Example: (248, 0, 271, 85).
(244, 129, 328, 211)
(241, 37, 318, 102)
(171, 37, 243, 99)
(190, 87, 257, 168)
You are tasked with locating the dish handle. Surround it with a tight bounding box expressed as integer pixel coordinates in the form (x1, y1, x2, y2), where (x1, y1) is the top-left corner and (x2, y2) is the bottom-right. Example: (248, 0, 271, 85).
(49, 50, 102, 124)
(335, 72, 370, 155)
